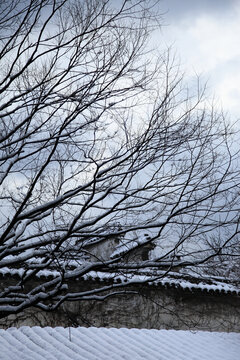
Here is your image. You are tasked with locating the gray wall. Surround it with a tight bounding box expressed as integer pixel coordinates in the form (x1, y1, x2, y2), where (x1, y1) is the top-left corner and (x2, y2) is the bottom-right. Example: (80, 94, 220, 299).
(0, 277, 239, 332)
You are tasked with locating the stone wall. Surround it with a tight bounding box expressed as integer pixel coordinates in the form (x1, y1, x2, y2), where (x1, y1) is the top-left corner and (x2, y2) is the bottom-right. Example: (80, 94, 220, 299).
(0, 277, 239, 332)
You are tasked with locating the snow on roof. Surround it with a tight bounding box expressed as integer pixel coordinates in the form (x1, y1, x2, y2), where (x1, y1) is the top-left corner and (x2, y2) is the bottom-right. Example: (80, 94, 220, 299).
(110, 232, 153, 258)
(0, 326, 239, 360)
(0, 264, 239, 295)
(82, 270, 240, 295)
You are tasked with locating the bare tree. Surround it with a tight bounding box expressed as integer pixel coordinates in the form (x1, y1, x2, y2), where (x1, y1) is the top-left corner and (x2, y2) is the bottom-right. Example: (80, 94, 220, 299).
(0, 0, 239, 319)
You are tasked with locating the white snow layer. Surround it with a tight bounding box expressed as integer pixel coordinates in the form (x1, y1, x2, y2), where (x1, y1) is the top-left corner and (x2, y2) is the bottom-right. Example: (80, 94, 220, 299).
(0, 326, 239, 360)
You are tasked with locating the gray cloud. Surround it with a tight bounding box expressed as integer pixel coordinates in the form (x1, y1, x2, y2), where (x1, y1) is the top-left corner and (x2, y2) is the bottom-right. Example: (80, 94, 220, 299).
(160, 0, 238, 21)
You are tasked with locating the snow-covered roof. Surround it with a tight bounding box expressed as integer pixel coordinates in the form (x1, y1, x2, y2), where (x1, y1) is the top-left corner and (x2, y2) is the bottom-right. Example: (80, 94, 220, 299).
(0, 326, 239, 360)
(0, 264, 239, 295)
(82, 270, 240, 295)
(111, 232, 153, 258)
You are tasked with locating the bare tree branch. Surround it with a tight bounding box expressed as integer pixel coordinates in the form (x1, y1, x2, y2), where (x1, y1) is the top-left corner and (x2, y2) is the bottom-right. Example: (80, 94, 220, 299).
(0, 0, 239, 319)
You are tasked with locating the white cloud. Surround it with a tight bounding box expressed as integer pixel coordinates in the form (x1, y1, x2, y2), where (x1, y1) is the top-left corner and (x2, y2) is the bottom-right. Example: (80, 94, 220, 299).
(157, 3, 240, 117)
(186, 17, 240, 72)
(216, 72, 240, 114)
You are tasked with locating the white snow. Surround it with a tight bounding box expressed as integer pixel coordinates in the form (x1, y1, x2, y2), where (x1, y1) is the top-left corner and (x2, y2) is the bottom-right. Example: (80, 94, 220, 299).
(0, 326, 239, 360)
(111, 232, 152, 258)
(82, 270, 240, 294)
(0, 265, 239, 295)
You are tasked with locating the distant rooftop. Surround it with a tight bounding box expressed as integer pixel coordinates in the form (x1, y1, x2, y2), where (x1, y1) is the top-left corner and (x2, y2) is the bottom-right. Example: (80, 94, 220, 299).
(0, 263, 239, 296)
(110, 232, 153, 258)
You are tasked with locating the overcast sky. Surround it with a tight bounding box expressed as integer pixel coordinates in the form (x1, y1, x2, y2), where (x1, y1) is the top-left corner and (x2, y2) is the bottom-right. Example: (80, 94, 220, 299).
(155, 0, 240, 119)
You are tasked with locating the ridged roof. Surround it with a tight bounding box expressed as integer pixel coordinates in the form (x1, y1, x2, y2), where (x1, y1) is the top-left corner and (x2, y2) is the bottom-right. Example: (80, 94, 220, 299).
(0, 326, 239, 360)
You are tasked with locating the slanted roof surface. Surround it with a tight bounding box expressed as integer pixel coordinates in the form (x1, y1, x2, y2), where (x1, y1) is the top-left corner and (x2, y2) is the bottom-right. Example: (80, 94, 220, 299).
(0, 326, 239, 360)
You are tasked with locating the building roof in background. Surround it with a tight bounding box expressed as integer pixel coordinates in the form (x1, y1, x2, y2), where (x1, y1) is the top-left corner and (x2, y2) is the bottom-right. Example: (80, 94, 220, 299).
(0, 326, 239, 360)
(83, 270, 240, 295)
(110, 232, 153, 258)
(0, 264, 239, 296)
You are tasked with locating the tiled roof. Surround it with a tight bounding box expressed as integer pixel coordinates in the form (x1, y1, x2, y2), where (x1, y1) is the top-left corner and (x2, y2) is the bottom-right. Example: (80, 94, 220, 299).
(0, 264, 239, 295)
(82, 270, 240, 295)
(0, 326, 239, 360)
(110, 232, 153, 258)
